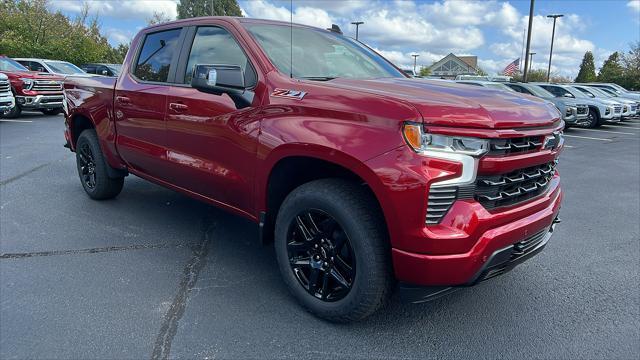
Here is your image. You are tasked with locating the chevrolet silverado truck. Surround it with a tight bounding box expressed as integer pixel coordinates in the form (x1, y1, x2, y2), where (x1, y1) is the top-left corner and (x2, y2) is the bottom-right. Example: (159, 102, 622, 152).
(0, 73, 15, 114)
(63, 17, 564, 322)
(0, 56, 65, 118)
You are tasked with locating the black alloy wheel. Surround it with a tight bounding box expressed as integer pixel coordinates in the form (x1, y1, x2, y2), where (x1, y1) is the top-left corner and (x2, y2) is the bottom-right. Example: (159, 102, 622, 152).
(78, 142, 97, 190)
(286, 209, 356, 302)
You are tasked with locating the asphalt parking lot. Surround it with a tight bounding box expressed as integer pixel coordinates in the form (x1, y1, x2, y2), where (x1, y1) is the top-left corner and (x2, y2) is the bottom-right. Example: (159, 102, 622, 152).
(1, 113, 639, 359)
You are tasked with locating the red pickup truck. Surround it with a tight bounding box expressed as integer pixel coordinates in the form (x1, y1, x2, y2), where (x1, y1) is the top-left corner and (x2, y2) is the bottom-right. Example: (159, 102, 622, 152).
(0, 56, 64, 118)
(63, 17, 563, 322)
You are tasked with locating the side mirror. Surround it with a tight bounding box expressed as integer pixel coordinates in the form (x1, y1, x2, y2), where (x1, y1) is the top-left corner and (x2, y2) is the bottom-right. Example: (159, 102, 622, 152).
(101, 70, 108, 76)
(563, 93, 574, 98)
(191, 64, 254, 109)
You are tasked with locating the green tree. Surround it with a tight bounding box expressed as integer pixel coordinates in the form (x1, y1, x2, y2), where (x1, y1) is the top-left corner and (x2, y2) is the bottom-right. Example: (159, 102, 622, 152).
(512, 69, 548, 82)
(621, 41, 640, 90)
(597, 52, 624, 83)
(0, 0, 124, 65)
(147, 11, 174, 26)
(574, 51, 597, 82)
(418, 66, 431, 77)
(177, 0, 242, 19)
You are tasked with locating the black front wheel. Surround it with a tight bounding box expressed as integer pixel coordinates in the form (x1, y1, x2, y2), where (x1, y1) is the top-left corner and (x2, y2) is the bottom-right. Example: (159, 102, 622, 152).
(275, 179, 392, 322)
(2, 105, 21, 119)
(580, 108, 600, 128)
(75, 129, 124, 199)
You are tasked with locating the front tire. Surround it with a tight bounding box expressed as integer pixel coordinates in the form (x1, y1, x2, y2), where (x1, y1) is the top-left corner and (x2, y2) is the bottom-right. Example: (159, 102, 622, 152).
(581, 108, 600, 128)
(2, 105, 21, 119)
(75, 129, 124, 200)
(274, 179, 392, 322)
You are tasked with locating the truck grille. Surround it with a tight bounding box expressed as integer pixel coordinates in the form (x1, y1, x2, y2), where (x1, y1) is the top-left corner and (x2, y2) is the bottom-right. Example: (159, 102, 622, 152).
(32, 80, 62, 92)
(425, 185, 474, 224)
(474, 160, 557, 210)
(487, 136, 543, 155)
(613, 105, 622, 114)
(576, 105, 588, 115)
(0, 80, 10, 93)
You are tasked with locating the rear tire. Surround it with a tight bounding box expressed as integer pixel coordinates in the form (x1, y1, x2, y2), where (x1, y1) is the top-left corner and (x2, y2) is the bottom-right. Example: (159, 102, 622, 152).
(274, 179, 392, 322)
(75, 129, 124, 200)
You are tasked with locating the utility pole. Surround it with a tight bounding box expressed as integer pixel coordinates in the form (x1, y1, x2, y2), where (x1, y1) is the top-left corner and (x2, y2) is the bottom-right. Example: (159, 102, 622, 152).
(351, 21, 364, 41)
(529, 52, 536, 68)
(523, 0, 535, 82)
(412, 54, 419, 75)
(546, 14, 564, 82)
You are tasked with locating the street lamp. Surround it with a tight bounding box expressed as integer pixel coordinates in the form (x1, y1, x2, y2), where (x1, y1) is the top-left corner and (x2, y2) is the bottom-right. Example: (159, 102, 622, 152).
(546, 14, 564, 82)
(523, 0, 535, 82)
(411, 54, 419, 75)
(351, 21, 364, 41)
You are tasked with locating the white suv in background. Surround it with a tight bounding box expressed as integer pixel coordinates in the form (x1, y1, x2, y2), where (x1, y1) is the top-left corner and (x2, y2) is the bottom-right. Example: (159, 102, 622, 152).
(0, 73, 15, 115)
(13, 58, 86, 77)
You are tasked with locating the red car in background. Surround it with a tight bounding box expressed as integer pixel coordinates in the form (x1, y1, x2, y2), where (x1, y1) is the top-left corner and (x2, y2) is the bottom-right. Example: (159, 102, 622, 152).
(0, 56, 64, 118)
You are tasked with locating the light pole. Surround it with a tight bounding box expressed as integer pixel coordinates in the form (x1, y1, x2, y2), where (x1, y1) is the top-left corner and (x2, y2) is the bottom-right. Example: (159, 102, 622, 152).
(351, 21, 364, 41)
(546, 14, 564, 82)
(529, 52, 536, 70)
(412, 54, 419, 75)
(523, 0, 535, 82)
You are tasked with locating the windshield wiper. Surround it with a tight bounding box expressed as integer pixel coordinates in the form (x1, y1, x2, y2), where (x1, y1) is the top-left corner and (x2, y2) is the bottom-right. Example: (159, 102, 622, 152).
(299, 76, 337, 81)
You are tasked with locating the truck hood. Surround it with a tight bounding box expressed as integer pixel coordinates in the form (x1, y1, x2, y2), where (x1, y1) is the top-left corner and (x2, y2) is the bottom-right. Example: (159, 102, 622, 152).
(328, 78, 559, 129)
(1, 70, 63, 80)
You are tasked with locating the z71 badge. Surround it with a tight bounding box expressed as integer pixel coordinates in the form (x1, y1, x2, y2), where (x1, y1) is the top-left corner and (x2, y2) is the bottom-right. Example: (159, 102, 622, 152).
(271, 88, 307, 100)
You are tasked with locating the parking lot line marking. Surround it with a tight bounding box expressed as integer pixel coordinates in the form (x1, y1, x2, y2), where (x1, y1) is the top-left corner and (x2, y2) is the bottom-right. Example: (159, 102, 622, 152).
(0, 119, 33, 123)
(0, 242, 192, 259)
(563, 134, 613, 141)
(572, 128, 637, 135)
(605, 123, 640, 129)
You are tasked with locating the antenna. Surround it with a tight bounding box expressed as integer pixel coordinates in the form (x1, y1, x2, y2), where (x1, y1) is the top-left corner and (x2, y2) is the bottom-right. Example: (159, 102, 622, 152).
(289, 0, 293, 78)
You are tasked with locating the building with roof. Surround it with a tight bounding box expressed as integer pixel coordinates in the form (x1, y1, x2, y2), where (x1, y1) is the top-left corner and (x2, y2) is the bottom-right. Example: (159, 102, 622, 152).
(428, 53, 480, 79)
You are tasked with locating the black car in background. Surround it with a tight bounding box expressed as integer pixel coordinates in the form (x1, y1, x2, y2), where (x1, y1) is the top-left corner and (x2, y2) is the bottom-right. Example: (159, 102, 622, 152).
(80, 63, 121, 77)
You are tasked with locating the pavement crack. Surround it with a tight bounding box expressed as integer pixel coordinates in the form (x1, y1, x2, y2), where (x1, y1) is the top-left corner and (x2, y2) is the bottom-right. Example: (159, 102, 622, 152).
(0, 155, 72, 186)
(0, 243, 191, 259)
(151, 213, 215, 360)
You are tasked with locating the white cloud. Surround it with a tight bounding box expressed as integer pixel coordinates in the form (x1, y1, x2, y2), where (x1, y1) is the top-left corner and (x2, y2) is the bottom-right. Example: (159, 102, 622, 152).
(104, 28, 135, 45)
(242, 0, 333, 29)
(50, 0, 178, 21)
(628, 1, 640, 12)
(374, 48, 444, 70)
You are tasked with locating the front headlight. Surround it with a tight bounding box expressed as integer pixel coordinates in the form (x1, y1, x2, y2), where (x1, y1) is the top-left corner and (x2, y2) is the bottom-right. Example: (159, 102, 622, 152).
(20, 78, 33, 90)
(605, 107, 611, 115)
(402, 123, 489, 157)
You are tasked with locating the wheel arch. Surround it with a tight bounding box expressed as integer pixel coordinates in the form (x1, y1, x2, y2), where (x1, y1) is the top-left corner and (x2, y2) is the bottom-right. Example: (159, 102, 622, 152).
(257, 146, 393, 245)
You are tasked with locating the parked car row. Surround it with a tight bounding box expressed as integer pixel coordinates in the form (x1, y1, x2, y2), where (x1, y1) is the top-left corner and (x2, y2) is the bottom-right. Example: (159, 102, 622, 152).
(453, 79, 639, 128)
(0, 55, 127, 118)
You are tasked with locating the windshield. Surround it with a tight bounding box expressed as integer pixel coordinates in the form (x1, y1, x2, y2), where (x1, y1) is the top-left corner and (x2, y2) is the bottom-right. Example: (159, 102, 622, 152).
(483, 83, 514, 91)
(587, 87, 613, 98)
(575, 86, 597, 98)
(107, 64, 122, 74)
(525, 84, 554, 97)
(599, 87, 618, 97)
(244, 24, 404, 80)
(562, 86, 588, 98)
(0, 57, 29, 71)
(44, 61, 84, 74)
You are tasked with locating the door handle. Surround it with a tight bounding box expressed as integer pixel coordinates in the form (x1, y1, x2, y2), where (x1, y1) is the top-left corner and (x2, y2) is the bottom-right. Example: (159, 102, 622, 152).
(116, 96, 131, 105)
(169, 102, 189, 113)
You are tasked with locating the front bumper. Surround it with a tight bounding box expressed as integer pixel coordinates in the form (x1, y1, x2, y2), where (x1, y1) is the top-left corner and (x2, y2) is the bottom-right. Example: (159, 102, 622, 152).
(400, 217, 560, 303)
(16, 94, 64, 109)
(0, 94, 15, 112)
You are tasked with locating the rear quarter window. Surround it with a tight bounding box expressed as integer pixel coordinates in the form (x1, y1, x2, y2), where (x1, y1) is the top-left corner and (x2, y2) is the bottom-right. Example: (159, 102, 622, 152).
(134, 28, 182, 83)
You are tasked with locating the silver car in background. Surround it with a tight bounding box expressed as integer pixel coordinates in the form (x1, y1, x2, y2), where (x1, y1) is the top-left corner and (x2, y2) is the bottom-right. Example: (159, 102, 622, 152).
(533, 83, 623, 128)
(504, 82, 588, 128)
(580, 85, 639, 119)
(0, 73, 15, 115)
(572, 85, 636, 119)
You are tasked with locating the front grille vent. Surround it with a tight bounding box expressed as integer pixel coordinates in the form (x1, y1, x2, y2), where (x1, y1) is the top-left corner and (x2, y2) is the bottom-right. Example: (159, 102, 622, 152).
(32, 80, 62, 92)
(474, 160, 557, 209)
(0, 80, 10, 93)
(576, 105, 588, 115)
(488, 136, 543, 155)
(613, 105, 622, 114)
(425, 186, 457, 225)
(512, 228, 548, 258)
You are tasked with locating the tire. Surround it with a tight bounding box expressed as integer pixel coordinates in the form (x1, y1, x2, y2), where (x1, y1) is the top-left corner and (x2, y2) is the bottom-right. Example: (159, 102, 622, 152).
(41, 108, 62, 116)
(2, 105, 21, 119)
(75, 129, 124, 200)
(581, 107, 600, 128)
(274, 178, 392, 322)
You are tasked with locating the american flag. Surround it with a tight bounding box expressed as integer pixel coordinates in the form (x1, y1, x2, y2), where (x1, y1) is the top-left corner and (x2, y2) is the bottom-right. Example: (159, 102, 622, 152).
(502, 58, 520, 76)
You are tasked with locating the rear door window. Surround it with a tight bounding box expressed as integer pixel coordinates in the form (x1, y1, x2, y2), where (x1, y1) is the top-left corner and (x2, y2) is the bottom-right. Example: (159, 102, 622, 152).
(134, 28, 182, 83)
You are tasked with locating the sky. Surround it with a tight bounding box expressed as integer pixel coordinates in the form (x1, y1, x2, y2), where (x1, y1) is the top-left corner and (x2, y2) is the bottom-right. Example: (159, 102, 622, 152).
(48, 0, 640, 77)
